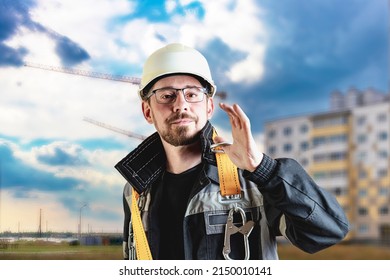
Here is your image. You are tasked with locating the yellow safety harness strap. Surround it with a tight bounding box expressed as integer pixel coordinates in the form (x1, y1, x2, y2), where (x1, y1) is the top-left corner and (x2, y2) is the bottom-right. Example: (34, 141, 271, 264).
(131, 188, 152, 260)
(212, 129, 241, 197)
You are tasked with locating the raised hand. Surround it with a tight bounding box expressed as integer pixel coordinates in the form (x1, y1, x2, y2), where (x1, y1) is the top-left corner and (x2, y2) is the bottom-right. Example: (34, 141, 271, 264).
(213, 103, 263, 172)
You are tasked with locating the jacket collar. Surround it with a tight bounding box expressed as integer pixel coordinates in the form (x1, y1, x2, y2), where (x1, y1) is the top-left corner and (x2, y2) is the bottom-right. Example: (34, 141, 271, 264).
(115, 121, 217, 194)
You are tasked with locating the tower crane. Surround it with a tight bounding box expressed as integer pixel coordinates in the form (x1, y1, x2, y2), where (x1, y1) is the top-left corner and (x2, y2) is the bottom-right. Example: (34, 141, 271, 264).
(83, 117, 146, 141)
(24, 62, 141, 85)
(24, 62, 227, 99)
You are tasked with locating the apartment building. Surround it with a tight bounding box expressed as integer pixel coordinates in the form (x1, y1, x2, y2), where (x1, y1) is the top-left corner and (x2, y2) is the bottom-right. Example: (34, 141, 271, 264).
(264, 88, 390, 243)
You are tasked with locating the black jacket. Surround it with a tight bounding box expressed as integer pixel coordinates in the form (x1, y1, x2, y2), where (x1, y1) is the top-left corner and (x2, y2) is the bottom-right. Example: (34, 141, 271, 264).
(116, 121, 349, 259)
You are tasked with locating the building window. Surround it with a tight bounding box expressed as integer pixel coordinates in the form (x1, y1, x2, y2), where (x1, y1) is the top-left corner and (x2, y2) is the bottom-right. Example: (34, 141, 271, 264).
(268, 146, 276, 155)
(334, 187, 343, 196)
(379, 206, 389, 216)
(378, 150, 388, 159)
(330, 152, 347, 160)
(358, 224, 369, 234)
(378, 131, 388, 141)
(312, 170, 347, 180)
(357, 151, 367, 161)
(358, 207, 368, 216)
(313, 172, 327, 180)
(358, 189, 368, 197)
(268, 129, 276, 138)
(283, 127, 292, 136)
(313, 137, 325, 147)
(378, 169, 388, 178)
(300, 141, 309, 151)
(330, 134, 347, 143)
(358, 170, 367, 179)
(300, 124, 308, 133)
(313, 154, 326, 162)
(356, 116, 366, 126)
(379, 188, 389, 196)
(357, 134, 367, 144)
(283, 143, 292, 152)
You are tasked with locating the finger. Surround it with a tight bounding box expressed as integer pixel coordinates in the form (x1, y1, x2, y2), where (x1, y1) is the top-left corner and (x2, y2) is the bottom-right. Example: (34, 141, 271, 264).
(219, 103, 241, 128)
(232, 104, 250, 130)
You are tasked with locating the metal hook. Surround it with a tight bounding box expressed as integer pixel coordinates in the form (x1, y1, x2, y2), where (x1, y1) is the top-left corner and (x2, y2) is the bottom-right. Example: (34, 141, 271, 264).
(210, 142, 232, 153)
(222, 206, 254, 260)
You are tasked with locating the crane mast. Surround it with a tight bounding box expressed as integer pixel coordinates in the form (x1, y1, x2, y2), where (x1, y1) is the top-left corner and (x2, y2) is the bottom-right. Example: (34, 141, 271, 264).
(24, 62, 141, 85)
(24, 62, 227, 99)
(83, 117, 146, 141)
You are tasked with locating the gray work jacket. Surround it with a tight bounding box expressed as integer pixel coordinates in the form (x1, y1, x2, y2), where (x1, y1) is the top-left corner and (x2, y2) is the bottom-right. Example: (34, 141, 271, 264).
(116, 121, 349, 259)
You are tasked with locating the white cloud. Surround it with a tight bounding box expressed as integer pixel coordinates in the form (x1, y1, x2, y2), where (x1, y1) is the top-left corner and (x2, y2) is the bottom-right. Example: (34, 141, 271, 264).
(0, 66, 148, 142)
(8, 139, 129, 189)
(198, 0, 267, 84)
(226, 45, 266, 83)
(30, 0, 135, 63)
(118, 0, 268, 84)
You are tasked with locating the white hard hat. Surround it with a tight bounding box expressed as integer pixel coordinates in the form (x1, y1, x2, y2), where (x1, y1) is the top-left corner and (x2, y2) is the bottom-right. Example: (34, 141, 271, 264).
(139, 43, 217, 99)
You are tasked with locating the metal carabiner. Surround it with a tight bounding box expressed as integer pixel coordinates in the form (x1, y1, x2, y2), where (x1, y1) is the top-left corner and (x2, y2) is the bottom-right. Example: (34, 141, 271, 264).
(222, 206, 254, 260)
(128, 219, 137, 260)
(210, 142, 232, 153)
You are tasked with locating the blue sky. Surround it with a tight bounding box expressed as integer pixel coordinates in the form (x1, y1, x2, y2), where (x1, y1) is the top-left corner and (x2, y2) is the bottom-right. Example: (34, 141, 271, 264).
(0, 0, 388, 232)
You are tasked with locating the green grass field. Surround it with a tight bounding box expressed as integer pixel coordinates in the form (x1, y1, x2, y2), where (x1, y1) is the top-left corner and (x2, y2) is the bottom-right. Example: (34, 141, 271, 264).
(1, 241, 389, 260)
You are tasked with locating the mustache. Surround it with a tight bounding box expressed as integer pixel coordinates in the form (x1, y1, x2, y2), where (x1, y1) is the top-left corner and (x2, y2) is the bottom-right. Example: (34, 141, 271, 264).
(166, 112, 198, 124)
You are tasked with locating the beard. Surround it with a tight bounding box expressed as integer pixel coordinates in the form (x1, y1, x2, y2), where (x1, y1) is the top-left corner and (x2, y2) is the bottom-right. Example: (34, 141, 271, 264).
(158, 112, 200, 147)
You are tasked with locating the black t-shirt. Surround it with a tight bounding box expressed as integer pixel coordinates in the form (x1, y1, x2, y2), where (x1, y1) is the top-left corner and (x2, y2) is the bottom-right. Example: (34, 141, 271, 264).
(158, 164, 202, 260)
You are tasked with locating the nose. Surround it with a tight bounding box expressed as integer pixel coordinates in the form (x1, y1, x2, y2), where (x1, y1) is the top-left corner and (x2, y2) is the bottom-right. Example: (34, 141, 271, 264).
(172, 90, 189, 112)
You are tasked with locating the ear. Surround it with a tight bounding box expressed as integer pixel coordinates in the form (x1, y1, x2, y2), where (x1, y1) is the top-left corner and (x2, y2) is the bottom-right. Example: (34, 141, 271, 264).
(142, 101, 154, 124)
(207, 97, 215, 119)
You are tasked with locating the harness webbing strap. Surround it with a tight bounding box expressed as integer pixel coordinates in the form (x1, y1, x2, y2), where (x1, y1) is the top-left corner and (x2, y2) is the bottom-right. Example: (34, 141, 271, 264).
(212, 130, 241, 197)
(131, 189, 152, 260)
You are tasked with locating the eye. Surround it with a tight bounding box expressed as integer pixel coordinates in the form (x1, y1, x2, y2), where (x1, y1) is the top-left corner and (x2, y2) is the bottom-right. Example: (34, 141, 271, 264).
(160, 92, 176, 100)
(185, 88, 201, 99)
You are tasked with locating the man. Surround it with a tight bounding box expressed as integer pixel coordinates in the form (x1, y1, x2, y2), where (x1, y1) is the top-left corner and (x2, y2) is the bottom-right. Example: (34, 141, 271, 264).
(115, 43, 349, 260)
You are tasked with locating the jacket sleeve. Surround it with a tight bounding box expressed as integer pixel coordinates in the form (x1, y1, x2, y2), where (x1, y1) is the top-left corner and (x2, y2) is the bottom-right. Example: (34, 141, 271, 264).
(122, 183, 132, 260)
(244, 154, 350, 254)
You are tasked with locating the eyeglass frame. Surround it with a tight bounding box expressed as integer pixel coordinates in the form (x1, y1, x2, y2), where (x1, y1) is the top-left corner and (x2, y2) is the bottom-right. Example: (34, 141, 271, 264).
(145, 86, 209, 104)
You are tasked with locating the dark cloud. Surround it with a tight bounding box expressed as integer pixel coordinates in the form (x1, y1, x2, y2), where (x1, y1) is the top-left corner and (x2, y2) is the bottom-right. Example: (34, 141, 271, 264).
(0, 0, 35, 66)
(208, 0, 389, 133)
(36, 145, 89, 166)
(202, 39, 246, 85)
(54, 36, 90, 67)
(262, 0, 388, 94)
(0, 0, 90, 67)
(0, 44, 28, 66)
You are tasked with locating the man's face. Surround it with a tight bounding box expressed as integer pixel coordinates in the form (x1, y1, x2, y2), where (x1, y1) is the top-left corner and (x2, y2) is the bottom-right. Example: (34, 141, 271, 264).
(142, 75, 214, 147)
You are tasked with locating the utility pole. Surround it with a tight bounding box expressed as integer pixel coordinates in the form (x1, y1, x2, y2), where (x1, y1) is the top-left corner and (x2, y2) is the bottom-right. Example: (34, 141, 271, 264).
(38, 209, 42, 238)
(78, 204, 87, 239)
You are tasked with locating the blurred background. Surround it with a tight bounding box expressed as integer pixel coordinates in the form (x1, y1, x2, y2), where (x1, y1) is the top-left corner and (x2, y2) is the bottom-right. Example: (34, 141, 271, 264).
(0, 0, 389, 259)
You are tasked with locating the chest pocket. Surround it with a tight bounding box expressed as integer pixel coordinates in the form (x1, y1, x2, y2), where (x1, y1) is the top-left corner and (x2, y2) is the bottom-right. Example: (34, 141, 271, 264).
(204, 207, 260, 235)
